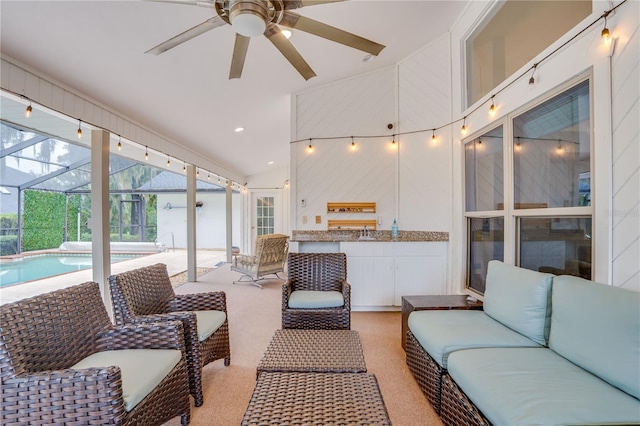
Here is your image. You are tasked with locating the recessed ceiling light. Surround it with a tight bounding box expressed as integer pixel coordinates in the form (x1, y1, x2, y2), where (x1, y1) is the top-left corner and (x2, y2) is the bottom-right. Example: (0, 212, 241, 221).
(234, 127, 245, 132)
(281, 29, 292, 39)
(268, 161, 274, 165)
(363, 54, 375, 63)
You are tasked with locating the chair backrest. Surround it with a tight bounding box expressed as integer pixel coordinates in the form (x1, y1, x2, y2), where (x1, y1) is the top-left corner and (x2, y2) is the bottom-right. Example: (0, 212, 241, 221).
(287, 252, 347, 292)
(109, 263, 175, 324)
(255, 234, 289, 275)
(0, 282, 110, 376)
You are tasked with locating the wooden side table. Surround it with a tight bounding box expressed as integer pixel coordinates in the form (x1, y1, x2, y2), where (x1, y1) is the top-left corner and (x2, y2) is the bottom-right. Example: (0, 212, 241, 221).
(401, 295, 483, 350)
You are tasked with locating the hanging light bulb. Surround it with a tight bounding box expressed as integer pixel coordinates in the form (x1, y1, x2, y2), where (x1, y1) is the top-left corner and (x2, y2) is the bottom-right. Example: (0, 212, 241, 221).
(145, 146, 149, 161)
(24, 102, 32, 118)
(431, 129, 437, 144)
(601, 12, 611, 44)
(218, 176, 221, 184)
(461, 117, 468, 135)
(77, 120, 83, 139)
(556, 140, 563, 154)
(167, 155, 171, 167)
(117, 137, 122, 151)
(183, 162, 187, 173)
(390, 135, 396, 148)
(529, 64, 538, 85)
(489, 96, 496, 116)
(515, 137, 522, 153)
(197, 168, 200, 177)
(207, 172, 211, 180)
(350, 136, 357, 151)
(307, 139, 313, 153)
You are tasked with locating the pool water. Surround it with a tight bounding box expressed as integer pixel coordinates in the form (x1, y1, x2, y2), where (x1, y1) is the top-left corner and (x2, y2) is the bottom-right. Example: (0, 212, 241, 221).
(0, 254, 144, 287)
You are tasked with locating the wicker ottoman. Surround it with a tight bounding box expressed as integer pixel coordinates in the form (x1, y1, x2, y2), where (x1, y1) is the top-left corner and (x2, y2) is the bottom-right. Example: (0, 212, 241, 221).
(242, 372, 391, 425)
(256, 329, 367, 377)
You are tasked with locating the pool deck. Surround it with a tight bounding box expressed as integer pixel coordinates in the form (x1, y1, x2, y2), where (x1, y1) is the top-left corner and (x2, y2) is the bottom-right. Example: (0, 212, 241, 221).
(0, 249, 227, 305)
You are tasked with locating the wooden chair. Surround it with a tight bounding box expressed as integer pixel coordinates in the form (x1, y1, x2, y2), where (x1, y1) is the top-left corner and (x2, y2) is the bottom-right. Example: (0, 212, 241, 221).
(0, 281, 191, 425)
(109, 263, 230, 407)
(282, 252, 351, 330)
(231, 233, 289, 288)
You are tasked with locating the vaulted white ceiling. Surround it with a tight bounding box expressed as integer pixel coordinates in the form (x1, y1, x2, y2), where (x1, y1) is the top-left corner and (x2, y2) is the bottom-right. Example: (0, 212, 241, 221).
(0, 0, 468, 179)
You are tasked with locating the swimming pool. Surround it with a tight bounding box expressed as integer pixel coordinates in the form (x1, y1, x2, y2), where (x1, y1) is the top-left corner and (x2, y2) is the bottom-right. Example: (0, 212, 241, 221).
(0, 253, 144, 287)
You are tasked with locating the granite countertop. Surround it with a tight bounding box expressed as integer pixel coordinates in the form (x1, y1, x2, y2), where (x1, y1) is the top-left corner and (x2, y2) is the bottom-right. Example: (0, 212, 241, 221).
(291, 230, 448, 242)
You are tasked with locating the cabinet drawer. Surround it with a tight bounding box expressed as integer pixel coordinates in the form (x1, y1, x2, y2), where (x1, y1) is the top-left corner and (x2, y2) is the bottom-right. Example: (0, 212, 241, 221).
(340, 242, 394, 257)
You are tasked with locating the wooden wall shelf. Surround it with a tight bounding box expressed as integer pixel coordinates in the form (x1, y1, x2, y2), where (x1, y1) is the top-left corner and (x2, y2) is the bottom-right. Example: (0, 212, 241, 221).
(327, 220, 377, 230)
(327, 202, 376, 213)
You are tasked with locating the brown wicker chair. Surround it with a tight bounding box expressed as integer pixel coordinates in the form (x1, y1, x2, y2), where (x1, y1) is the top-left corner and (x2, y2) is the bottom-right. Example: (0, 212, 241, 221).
(0, 281, 191, 426)
(109, 263, 230, 407)
(282, 252, 351, 330)
(231, 233, 289, 288)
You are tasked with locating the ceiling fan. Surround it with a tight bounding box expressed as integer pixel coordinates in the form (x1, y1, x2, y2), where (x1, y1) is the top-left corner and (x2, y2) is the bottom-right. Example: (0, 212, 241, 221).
(145, 0, 385, 80)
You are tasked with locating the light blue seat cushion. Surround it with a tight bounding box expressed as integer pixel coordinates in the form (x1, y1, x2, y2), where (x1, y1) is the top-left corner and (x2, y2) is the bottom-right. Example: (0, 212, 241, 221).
(550, 275, 640, 400)
(194, 310, 226, 341)
(483, 260, 554, 345)
(71, 349, 181, 412)
(408, 310, 539, 368)
(447, 347, 640, 425)
(288, 290, 344, 309)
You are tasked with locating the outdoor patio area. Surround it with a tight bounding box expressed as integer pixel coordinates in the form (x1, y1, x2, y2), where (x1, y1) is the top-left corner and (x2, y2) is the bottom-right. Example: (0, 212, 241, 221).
(0, 249, 227, 305)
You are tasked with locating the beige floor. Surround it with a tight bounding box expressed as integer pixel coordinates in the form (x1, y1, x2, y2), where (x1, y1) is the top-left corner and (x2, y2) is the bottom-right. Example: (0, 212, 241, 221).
(0, 249, 227, 305)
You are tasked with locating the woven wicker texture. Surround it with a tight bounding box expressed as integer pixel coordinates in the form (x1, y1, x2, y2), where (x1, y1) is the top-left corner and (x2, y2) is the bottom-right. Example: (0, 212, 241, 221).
(441, 374, 491, 426)
(0, 281, 190, 426)
(231, 234, 289, 287)
(242, 372, 391, 425)
(405, 330, 444, 414)
(257, 329, 366, 377)
(282, 253, 351, 330)
(109, 263, 230, 407)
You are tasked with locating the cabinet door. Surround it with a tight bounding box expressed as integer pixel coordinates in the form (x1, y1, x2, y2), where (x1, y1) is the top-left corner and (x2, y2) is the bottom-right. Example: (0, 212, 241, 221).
(394, 255, 446, 306)
(347, 256, 394, 307)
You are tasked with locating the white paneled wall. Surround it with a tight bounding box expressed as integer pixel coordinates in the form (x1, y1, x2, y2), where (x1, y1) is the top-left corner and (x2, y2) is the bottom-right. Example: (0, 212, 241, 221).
(294, 68, 397, 230)
(611, 0, 640, 291)
(398, 34, 453, 231)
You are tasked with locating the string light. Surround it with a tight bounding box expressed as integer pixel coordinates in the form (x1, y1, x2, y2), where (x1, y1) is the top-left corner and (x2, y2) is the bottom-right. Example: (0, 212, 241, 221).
(390, 135, 396, 148)
(307, 139, 313, 153)
(183, 162, 186, 173)
(24, 102, 32, 118)
(207, 172, 211, 180)
(601, 11, 611, 44)
(515, 137, 522, 153)
(144, 146, 148, 161)
(117, 137, 122, 151)
(556, 140, 563, 154)
(529, 63, 538, 85)
(431, 129, 437, 144)
(196, 168, 200, 177)
(77, 120, 82, 139)
(166, 155, 171, 167)
(350, 136, 357, 151)
(461, 117, 468, 136)
(489, 96, 496, 116)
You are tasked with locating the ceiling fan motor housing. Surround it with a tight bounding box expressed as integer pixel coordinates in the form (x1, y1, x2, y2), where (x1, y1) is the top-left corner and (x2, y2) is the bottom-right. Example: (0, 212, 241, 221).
(229, 0, 269, 37)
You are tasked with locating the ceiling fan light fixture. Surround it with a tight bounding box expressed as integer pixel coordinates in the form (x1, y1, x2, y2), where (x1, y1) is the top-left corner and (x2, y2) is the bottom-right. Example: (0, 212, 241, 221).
(229, 0, 268, 38)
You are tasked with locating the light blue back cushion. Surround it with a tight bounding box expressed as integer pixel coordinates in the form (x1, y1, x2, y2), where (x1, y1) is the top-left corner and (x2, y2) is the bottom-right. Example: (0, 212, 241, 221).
(483, 260, 554, 345)
(549, 275, 640, 400)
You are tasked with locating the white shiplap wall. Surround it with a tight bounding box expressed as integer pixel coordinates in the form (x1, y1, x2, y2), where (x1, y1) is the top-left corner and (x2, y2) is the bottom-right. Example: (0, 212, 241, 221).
(611, 1, 640, 291)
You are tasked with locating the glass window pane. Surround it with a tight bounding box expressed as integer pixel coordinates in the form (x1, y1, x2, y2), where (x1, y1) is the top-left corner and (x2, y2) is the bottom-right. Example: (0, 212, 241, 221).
(466, 1, 591, 106)
(468, 217, 504, 294)
(465, 125, 504, 211)
(513, 80, 590, 209)
(520, 217, 591, 279)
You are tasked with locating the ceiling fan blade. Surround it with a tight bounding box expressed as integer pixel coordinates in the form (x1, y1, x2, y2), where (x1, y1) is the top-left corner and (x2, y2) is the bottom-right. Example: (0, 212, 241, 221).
(265, 26, 316, 81)
(283, 0, 345, 10)
(145, 0, 216, 7)
(280, 11, 385, 56)
(145, 16, 226, 55)
(229, 34, 251, 79)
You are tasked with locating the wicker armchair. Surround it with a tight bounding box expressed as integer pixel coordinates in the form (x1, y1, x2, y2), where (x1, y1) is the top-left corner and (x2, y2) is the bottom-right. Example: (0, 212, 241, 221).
(109, 263, 230, 407)
(231, 233, 289, 288)
(282, 253, 351, 330)
(0, 281, 190, 426)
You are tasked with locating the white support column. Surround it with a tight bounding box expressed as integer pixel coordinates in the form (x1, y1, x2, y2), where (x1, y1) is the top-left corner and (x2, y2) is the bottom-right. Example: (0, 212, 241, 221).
(90, 129, 112, 317)
(226, 181, 233, 263)
(186, 165, 197, 282)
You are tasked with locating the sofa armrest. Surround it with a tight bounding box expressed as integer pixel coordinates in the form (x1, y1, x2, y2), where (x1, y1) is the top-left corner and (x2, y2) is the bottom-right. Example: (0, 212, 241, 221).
(170, 292, 227, 313)
(98, 321, 186, 352)
(282, 280, 294, 310)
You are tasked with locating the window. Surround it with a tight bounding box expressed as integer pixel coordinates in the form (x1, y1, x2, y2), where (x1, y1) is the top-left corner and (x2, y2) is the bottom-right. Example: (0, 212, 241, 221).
(464, 76, 592, 293)
(256, 196, 275, 236)
(465, 1, 591, 106)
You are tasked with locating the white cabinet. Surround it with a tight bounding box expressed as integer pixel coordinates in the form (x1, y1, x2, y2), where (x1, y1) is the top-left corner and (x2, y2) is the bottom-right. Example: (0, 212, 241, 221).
(341, 241, 447, 308)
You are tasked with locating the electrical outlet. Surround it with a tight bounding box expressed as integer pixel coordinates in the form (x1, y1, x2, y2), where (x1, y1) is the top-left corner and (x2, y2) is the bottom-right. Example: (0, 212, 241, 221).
(302, 215, 307, 224)
(315, 215, 321, 224)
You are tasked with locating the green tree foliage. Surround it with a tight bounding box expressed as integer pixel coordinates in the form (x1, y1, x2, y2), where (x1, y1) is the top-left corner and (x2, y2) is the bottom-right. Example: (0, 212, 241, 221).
(22, 190, 66, 251)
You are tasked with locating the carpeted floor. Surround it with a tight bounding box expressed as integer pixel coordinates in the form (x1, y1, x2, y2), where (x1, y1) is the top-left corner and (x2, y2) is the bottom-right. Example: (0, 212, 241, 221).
(164, 264, 442, 425)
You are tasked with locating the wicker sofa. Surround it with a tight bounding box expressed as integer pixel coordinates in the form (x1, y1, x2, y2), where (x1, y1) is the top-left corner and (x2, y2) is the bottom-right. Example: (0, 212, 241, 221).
(406, 261, 640, 425)
(0, 281, 191, 425)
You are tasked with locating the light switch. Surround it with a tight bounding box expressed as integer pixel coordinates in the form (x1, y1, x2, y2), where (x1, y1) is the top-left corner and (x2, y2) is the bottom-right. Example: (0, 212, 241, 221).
(315, 215, 321, 224)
